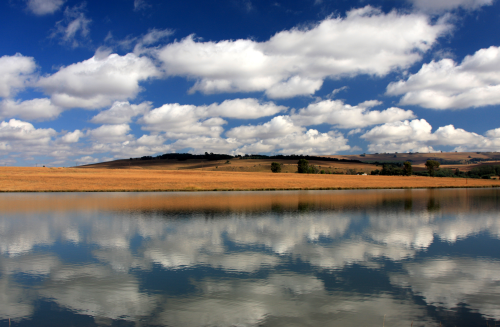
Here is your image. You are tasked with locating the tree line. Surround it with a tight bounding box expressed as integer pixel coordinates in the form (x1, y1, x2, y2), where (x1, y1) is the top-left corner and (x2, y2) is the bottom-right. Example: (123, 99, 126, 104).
(136, 153, 363, 163)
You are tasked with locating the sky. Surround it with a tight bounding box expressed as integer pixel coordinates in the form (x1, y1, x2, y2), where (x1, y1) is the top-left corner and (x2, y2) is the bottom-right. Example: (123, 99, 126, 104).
(1, 0, 500, 166)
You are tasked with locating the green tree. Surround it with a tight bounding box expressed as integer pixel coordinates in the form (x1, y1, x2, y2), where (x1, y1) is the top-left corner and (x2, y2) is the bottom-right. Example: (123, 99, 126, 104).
(403, 161, 413, 176)
(425, 160, 440, 177)
(271, 162, 282, 173)
(297, 159, 309, 173)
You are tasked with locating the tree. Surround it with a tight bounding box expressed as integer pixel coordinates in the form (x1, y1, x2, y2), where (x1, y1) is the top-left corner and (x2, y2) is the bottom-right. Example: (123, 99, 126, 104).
(403, 161, 413, 176)
(271, 162, 282, 173)
(425, 160, 440, 177)
(297, 159, 309, 173)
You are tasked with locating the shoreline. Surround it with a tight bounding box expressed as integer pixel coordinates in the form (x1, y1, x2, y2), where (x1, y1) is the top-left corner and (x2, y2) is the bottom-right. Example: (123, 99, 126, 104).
(1, 185, 500, 193)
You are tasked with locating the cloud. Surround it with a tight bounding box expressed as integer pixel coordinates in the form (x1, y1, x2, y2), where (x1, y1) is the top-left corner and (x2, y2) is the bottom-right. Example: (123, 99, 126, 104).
(37, 52, 161, 109)
(0, 98, 62, 121)
(50, 4, 91, 48)
(0, 54, 37, 98)
(407, 0, 493, 13)
(361, 119, 440, 153)
(133, 0, 150, 11)
(170, 136, 241, 154)
(233, 127, 351, 155)
(290, 99, 416, 128)
(134, 28, 174, 53)
(107, 29, 174, 54)
(136, 134, 166, 146)
(387, 46, 500, 109)
(87, 124, 132, 143)
(140, 103, 226, 138)
(140, 99, 286, 138)
(26, 0, 65, 15)
(347, 128, 363, 136)
(60, 130, 83, 143)
(204, 98, 287, 119)
(157, 6, 451, 98)
(0, 119, 56, 144)
(361, 119, 500, 153)
(75, 155, 98, 164)
(91, 101, 152, 124)
(226, 115, 303, 140)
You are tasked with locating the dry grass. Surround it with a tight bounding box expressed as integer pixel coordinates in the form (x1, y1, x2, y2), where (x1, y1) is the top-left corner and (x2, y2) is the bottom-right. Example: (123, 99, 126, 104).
(0, 167, 499, 193)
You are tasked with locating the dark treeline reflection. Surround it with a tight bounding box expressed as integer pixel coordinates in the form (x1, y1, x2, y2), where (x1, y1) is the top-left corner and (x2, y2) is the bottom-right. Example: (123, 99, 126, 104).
(0, 189, 499, 327)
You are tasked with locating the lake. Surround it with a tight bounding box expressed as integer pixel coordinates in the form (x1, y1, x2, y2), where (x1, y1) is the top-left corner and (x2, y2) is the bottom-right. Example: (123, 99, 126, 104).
(0, 189, 499, 326)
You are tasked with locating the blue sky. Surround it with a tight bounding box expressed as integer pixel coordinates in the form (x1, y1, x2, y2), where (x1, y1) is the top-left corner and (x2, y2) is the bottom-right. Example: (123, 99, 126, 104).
(1, 0, 500, 166)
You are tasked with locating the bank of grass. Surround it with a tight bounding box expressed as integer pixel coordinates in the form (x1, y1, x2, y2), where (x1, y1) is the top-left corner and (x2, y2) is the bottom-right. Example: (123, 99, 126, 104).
(0, 167, 499, 192)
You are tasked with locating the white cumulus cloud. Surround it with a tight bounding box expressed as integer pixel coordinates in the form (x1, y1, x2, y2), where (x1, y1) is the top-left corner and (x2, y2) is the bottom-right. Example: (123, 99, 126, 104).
(234, 127, 351, 155)
(0, 119, 56, 143)
(140, 99, 286, 138)
(140, 103, 226, 138)
(203, 98, 287, 119)
(387, 46, 500, 109)
(226, 115, 304, 141)
(0, 54, 37, 98)
(0, 98, 62, 121)
(91, 101, 152, 124)
(291, 99, 416, 128)
(362, 119, 500, 153)
(157, 6, 451, 98)
(37, 52, 161, 109)
(60, 130, 84, 143)
(87, 124, 132, 143)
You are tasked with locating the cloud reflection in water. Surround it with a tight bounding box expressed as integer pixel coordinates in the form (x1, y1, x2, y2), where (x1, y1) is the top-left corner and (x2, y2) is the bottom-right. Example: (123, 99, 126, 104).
(0, 189, 499, 326)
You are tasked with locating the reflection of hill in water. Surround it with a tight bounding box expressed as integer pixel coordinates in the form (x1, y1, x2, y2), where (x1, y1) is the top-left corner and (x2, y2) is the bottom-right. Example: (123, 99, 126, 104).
(1, 188, 499, 215)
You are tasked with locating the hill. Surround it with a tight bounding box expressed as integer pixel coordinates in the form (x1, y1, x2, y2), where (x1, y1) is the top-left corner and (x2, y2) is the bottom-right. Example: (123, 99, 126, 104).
(80, 156, 376, 174)
(80, 151, 500, 174)
(329, 151, 500, 172)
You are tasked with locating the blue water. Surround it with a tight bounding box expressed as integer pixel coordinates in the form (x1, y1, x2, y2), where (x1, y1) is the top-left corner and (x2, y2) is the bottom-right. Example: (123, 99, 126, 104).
(0, 189, 499, 326)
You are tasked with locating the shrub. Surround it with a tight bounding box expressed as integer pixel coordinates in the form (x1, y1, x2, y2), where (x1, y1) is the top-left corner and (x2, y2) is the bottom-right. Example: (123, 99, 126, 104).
(271, 162, 282, 173)
(308, 165, 319, 174)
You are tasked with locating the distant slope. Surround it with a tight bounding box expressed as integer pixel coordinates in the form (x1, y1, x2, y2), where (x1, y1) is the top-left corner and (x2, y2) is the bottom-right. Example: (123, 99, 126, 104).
(79, 151, 500, 173)
(80, 157, 377, 174)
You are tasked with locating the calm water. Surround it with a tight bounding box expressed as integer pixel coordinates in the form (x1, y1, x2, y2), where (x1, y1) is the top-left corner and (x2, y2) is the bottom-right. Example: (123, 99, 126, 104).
(0, 189, 499, 327)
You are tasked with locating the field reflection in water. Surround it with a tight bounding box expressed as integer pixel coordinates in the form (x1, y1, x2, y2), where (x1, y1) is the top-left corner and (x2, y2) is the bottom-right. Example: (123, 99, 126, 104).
(0, 189, 499, 327)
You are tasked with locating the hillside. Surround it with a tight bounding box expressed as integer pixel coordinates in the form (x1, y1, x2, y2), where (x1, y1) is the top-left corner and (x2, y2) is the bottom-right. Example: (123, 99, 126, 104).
(330, 151, 500, 172)
(80, 157, 376, 174)
(80, 151, 500, 174)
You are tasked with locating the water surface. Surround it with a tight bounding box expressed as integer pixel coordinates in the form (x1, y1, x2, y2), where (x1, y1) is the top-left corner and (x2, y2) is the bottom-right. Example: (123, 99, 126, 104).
(0, 189, 499, 326)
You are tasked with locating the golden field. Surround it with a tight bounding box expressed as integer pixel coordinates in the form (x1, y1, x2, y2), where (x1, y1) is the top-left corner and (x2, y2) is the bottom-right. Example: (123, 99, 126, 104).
(0, 167, 499, 192)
